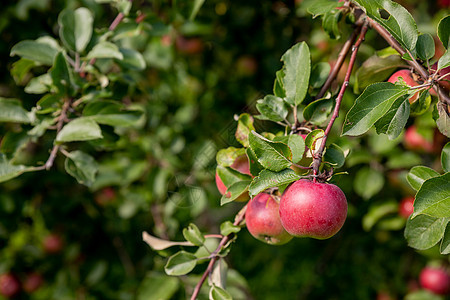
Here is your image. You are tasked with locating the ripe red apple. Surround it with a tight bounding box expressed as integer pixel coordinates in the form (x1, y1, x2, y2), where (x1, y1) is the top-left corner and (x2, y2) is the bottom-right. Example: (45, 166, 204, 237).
(430, 63, 450, 93)
(438, 0, 450, 9)
(216, 155, 251, 201)
(279, 179, 347, 239)
(388, 69, 420, 102)
(398, 196, 415, 219)
(43, 234, 63, 254)
(245, 193, 293, 245)
(23, 273, 43, 293)
(404, 125, 434, 153)
(0, 273, 20, 298)
(175, 36, 204, 55)
(95, 187, 116, 206)
(419, 266, 450, 295)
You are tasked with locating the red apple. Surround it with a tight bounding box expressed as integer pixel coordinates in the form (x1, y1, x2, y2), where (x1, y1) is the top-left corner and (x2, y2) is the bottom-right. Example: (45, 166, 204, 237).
(95, 187, 116, 206)
(419, 266, 450, 295)
(175, 36, 204, 55)
(279, 179, 347, 239)
(388, 69, 420, 102)
(404, 125, 434, 153)
(0, 273, 20, 298)
(245, 193, 293, 245)
(438, 0, 450, 8)
(43, 234, 63, 254)
(23, 273, 43, 293)
(216, 155, 251, 201)
(399, 196, 415, 219)
(430, 63, 450, 94)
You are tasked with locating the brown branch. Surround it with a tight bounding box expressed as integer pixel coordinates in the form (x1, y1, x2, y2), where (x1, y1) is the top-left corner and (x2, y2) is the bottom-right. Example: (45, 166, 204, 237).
(316, 25, 362, 99)
(312, 22, 369, 179)
(190, 205, 247, 300)
(362, 13, 450, 106)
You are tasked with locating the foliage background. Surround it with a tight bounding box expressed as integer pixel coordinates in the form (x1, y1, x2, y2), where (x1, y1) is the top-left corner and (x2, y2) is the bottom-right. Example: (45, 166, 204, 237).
(0, 0, 448, 299)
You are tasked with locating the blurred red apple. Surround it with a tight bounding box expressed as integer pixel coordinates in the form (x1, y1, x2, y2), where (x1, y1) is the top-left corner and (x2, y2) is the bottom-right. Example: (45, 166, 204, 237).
(175, 36, 204, 55)
(398, 196, 414, 219)
(43, 234, 63, 254)
(419, 266, 450, 295)
(0, 273, 20, 298)
(404, 125, 434, 153)
(23, 273, 43, 293)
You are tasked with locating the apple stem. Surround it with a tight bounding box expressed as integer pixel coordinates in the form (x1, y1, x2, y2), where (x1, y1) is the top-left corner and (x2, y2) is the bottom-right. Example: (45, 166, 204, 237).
(190, 204, 247, 300)
(311, 21, 369, 178)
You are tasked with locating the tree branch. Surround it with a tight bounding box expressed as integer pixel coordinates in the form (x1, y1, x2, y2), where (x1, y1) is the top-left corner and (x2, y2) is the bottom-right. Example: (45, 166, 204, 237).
(312, 22, 369, 179)
(190, 205, 247, 300)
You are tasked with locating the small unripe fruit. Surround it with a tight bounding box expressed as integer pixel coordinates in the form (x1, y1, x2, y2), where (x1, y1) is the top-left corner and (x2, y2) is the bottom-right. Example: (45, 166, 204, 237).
(279, 179, 347, 239)
(419, 266, 450, 295)
(404, 125, 434, 153)
(43, 234, 63, 254)
(388, 69, 420, 102)
(0, 273, 20, 298)
(23, 273, 43, 293)
(399, 196, 415, 219)
(245, 193, 293, 245)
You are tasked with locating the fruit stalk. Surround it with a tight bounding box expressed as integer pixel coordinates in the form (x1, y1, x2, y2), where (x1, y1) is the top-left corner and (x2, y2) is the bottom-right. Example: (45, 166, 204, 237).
(312, 22, 369, 178)
(190, 204, 247, 300)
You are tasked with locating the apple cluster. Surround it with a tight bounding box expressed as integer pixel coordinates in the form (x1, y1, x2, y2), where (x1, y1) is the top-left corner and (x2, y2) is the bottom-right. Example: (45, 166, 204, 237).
(216, 155, 348, 245)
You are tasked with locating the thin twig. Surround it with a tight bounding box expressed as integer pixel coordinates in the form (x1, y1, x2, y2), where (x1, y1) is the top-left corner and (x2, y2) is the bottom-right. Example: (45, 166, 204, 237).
(190, 205, 247, 300)
(316, 25, 362, 99)
(311, 22, 369, 180)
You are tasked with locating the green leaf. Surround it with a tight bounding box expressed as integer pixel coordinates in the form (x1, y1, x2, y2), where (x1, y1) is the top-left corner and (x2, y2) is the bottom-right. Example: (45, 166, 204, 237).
(355, 54, 406, 92)
(406, 166, 440, 191)
(354, 0, 418, 52)
(0, 131, 30, 159)
(323, 143, 345, 168)
(56, 117, 103, 143)
(410, 90, 431, 116)
(354, 167, 384, 200)
(441, 223, 450, 254)
(374, 95, 410, 140)
(406, 290, 445, 300)
(304, 129, 324, 154)
(24, 74, 52, 94)
(50, 52, 75, 96)
(118, 48, 146, 70)
(436, 102, 450, 138)
(64, 150, 99, 187)
(437, 15, 450, 49)
(58, 7, 93, 52)
(220, 180, 250, 205)
(164, 251, 197, 276)
(342, 83, 409, 136)
(190, 0, 206, 21)
(136, 272, 179, 300)
(273, 69, 286, 98)
(182, 223, 205, 246)
(220, 221, 241, 236)
(248, 169, 300, 197)
(216, 147, 246, 167)
(281, 42, 310, 106)
(0, 98, 31, 123)
(303, 97, 334, 125)
(404, 214, 448, 250)
(249, 131, 292, 172)
(322, 9, 341, 40)
(415, 33, 435, 61)
(310, 62, 331, 88)
(235, 113, 255, 147)
(273, 134, 305, 164)
(82, 100, 144, 127)
(209, 285, 232, 300)
(362, 201, 399, 231)
(246, 147, 264, 177)
(10, 59, 36, 84)
(256, 95, 289, 123)
(442, 142, 450, 173)
(86, 42, 124, 60)
(0, 154, 29, 183)
(10, 40, 58, 65)
(437, 49, 450, 71)
(304, 0, 343, 18)
(412, 173, 450, 219)
(216, 165, 251, 188)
